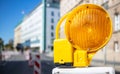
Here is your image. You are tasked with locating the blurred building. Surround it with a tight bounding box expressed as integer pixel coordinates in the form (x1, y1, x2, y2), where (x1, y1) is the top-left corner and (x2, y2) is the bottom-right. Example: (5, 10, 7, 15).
(60, 0, 120, 68)
(20, 4, 43, 52)
(14, 2, 59, 53)
(9, 39, 14, 45)
(47, 0, 59, 3)
(14, 23, 22, 48)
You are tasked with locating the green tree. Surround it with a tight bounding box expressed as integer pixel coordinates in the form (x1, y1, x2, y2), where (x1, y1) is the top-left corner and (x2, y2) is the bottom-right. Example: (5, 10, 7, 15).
(0, 38, 4, 51)
(4, 44, 14, 50)
(4, 39, 14, 51)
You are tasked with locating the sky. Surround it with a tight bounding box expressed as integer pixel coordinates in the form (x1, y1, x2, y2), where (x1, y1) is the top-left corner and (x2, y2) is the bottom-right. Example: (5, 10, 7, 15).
(0, 0, 41, 44)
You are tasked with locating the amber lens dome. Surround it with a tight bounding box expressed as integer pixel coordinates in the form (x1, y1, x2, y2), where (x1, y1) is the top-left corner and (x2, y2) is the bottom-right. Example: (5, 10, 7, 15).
(65, 4, 112, 52)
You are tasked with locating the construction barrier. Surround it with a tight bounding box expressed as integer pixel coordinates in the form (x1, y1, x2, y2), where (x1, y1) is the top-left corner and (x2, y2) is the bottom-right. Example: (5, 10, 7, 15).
(25, 50, 30, 60)
(33, 52, 41, 74)
(28, 52, 34, 67)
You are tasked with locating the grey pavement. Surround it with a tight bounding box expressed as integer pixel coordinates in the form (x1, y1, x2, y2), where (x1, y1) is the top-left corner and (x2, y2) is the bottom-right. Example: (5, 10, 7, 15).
(41, 53, 53, 61)
(7, 53, 26, 61)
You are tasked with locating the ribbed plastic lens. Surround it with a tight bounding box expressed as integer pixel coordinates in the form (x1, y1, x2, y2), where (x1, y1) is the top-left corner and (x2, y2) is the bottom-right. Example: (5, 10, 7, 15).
(69, 7, 111, 52)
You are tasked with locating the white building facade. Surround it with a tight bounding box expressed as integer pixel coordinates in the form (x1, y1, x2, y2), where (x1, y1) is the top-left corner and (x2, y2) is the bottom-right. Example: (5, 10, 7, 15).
(21, 5, 43, 52)
(14, 23, 22, 48)
(15, 3, 60, 53)
(46, 6, 60, 52)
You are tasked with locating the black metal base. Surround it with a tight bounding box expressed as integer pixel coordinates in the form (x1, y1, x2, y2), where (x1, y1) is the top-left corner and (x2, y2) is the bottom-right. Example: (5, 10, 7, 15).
(55, 63, 73, 68)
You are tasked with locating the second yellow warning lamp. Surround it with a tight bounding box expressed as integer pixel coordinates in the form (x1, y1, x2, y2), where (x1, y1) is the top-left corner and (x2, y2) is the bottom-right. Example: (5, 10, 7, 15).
(54, 4, 112, 67)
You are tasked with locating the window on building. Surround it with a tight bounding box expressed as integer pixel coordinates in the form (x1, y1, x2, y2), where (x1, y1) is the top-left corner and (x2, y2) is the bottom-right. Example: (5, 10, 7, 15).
(114, 41, 119, 52)
(51, 18, 54, 23)
(114, 13, 120, 31)
(103, 0, 108, 3)
(57, 19, 60, 22)
(51, 38, 54, 44)
(51, 46, 53, 51)
(51, 11, 54, 16)
(48, 46, 51, 49)
(102, 0, 108, 9)
(102, 46, 106, 53)
(58, 12, 60, 17)
(85, 0, 89, 3)
(93, 0, 98, 4)
(51, 25, 54, 30)
(51, 32, 54, 37)
(102, 3, 108, 9)
(53, 0, 59, 3)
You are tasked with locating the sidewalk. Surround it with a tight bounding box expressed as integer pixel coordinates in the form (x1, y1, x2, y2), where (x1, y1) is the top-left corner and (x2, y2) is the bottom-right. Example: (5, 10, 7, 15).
(41, 51, 53, 61)
(91, 60, 120, 72)
(44, 51, 53, 58)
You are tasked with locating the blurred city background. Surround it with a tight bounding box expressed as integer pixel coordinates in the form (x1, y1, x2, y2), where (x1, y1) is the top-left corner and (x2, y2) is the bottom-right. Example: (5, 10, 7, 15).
(0, 0, 120, 74)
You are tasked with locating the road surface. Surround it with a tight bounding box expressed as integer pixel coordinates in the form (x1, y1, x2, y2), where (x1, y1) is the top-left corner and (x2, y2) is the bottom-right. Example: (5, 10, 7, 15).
(0, 51, 120, 74)
(0, 51, 55, 74)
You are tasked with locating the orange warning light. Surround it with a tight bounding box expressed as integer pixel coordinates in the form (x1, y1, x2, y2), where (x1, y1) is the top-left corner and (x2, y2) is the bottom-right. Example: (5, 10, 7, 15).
(65, 4, 112, 52)
(54, 4, 112, 67)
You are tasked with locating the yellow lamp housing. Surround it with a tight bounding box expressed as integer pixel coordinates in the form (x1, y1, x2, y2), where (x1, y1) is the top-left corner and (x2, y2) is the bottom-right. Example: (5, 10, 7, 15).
(54, 4, 112, 67)
(54, 14, 74, 66)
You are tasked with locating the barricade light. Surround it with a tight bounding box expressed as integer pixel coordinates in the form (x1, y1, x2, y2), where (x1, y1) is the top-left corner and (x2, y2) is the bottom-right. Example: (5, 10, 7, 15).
(54, 4, 112, 67)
